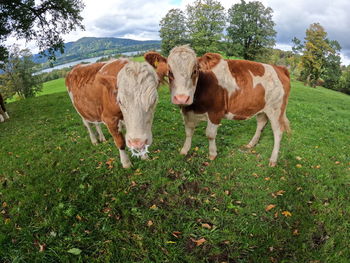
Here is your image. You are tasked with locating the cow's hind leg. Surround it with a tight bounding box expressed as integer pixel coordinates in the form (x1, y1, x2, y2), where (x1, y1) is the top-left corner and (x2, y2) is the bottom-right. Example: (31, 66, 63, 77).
(206, 120, 219, 160)
(95, 123, 106, 143)
(0, 113, 4, 122)
(83, 119, 98, 145)
(246, 113, 268, 148)
(266, 111, 283, 167)
(180, 112, 199, 155)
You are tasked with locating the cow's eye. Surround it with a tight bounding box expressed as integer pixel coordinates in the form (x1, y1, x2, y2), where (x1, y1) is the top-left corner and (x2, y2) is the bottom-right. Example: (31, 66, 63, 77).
(168, 70, 174, 80)
(192, 69, 198, 76)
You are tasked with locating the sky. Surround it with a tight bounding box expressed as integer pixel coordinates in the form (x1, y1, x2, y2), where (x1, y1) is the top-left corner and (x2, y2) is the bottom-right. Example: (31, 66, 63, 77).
(9, 0, 350, 65)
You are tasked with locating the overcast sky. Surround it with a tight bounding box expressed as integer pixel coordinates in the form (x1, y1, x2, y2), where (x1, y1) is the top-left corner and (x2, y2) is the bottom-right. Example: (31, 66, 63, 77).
(11, 0, 350, 65)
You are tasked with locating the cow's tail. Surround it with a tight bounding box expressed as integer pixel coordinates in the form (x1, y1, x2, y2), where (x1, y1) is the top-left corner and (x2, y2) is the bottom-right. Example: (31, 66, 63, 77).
(281, 111, 291, 134)
(277, 65, 291, 135)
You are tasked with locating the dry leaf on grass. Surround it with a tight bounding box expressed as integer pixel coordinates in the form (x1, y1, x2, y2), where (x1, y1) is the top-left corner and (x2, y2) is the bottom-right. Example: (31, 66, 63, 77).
(201, 223, 212, 229)
(265, 204, 276, 211)
(191, 237, 206, 246)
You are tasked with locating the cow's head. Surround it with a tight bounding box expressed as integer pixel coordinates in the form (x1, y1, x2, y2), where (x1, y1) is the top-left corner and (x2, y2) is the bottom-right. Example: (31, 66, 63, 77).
(145, 45, 222, 106)
(117, 61, 159, 157)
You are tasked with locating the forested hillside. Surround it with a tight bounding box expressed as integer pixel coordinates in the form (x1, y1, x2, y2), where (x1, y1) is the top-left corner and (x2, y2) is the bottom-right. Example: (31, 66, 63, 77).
(32, 37, 161, 66)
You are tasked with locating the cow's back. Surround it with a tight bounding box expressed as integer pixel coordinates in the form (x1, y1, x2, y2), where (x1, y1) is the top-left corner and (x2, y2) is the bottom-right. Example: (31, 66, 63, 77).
(225, 59, 289, 119)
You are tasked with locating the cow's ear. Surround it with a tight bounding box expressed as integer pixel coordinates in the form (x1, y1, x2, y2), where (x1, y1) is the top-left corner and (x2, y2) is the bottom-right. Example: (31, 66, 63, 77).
(198, 53, 222, 71)
(144, 52, 168, 84)
(144, 52, 167, 69)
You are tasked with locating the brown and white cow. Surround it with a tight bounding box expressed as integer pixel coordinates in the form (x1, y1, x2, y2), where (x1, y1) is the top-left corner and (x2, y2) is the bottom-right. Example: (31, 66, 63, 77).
(0, 93, 10, 122)
(65, 59, 159, 168)
(145, 45, 290, 166)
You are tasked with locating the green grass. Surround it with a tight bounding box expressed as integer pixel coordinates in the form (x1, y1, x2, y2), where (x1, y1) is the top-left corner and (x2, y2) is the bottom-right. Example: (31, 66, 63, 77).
(39, 78, 67, 95)
(1, 77, 350, 262)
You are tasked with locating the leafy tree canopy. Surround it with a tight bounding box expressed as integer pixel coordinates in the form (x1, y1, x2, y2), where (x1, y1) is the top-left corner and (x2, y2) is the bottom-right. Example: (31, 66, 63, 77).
(227, 0, 276, 60)
(186, 0, 226, 55)
(0, 0, 85, 61)
(0, 45, 42, 99)
(159, 9, 187, 56)
(295, 23, 342, 88)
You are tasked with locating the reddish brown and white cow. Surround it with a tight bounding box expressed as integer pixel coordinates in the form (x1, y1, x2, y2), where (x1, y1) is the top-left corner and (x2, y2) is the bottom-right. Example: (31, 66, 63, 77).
(145, 45, 290, 166)
(65, 59, 159, 168)
(0, 93, 10, 122)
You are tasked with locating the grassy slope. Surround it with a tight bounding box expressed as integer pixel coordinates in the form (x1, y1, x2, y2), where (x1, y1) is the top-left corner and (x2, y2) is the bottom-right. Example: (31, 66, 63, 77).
(0, 77, 350, 262)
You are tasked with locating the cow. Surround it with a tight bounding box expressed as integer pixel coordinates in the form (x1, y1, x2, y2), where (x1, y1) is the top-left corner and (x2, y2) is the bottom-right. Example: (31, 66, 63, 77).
(65, 59, 159, 168)
(145, 45, 290, 167)
(0, 93, 10, 122)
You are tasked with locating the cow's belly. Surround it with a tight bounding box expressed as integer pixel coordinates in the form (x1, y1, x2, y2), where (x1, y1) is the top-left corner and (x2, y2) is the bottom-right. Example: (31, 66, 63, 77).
(68, 89, 103, 122)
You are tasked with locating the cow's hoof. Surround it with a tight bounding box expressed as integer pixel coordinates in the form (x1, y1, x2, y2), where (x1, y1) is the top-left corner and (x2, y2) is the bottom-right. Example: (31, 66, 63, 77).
(122, 162, 132, 168)
(209, 155, 217, 161)
(269, 161, 277, 167)
(92, 141, 99, 146)
(180, 149, 188, 155)
(245, 144, 253, 149)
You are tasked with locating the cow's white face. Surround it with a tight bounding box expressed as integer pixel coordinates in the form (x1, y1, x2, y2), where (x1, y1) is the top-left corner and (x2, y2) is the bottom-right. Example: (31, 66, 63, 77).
(117, 61, 159, 157)
(167, 45, 199, 105)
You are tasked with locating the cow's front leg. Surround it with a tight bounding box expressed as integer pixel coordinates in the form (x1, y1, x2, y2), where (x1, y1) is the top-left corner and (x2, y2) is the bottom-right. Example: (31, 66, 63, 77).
(105, 120, 132, 168)
(180, 112, 198, 155)
(206, 119, 219, 160)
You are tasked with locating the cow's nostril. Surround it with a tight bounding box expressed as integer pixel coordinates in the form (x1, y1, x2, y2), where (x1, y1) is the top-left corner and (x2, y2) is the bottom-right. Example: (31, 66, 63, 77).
(173, 94, 190, 105)
(129, 138, 146, 149)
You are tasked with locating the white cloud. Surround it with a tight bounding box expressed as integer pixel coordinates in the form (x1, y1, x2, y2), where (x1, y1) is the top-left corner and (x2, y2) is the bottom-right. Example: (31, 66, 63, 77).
(5, 0, 350, 65)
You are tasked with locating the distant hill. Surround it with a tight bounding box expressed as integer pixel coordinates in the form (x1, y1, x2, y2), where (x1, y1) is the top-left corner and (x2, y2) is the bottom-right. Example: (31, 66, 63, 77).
(32, 37, 161, 66)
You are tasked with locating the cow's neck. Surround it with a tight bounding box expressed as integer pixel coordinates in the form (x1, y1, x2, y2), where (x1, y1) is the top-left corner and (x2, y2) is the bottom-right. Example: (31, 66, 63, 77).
(181, 70, 227, 123)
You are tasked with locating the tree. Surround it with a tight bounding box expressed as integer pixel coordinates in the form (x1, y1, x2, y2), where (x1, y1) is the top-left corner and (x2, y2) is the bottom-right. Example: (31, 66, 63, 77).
(0, 0, 85, 61)
(186, 0, 226, 55)
(159, 9, 187, 56)
(0, 46, 42, 99)
(338, 69, 350, 95)
(322, 40, 342, 90)
(226, 0, 276, 60)
(296, 23, 342, 88)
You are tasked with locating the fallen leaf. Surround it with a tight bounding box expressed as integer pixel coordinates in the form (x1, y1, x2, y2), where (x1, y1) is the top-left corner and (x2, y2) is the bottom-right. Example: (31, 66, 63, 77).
(264, 177, 271, 181)
(105, 158, 114, 169)
(296, 156, 302, 161)
(282, 211, 292, 217)
(147, 220, 153, 227)
(166, 241, 176, 244)
(172, 231, 181, 238)
(194, 146, 199, 151)
(191, 237, 206, 246)
(293, 229, 299, 236)
(76, 215, 82, 221)
(201, 223, 212, 229)
(149, 204, 158, 210)
(2, 202, 7, 208)
(39, 243, 46, 252)
(296, 164, 302, 168)
(265, 204, 276, 211)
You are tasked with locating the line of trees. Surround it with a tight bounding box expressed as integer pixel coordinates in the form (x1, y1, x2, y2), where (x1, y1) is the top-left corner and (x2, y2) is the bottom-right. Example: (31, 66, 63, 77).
(159, 0, 350, 95)
(160, 0, 276, 60)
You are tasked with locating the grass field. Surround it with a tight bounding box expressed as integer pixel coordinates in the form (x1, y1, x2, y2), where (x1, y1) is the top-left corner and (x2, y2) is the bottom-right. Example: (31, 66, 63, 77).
(1, 76, 350, 262)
